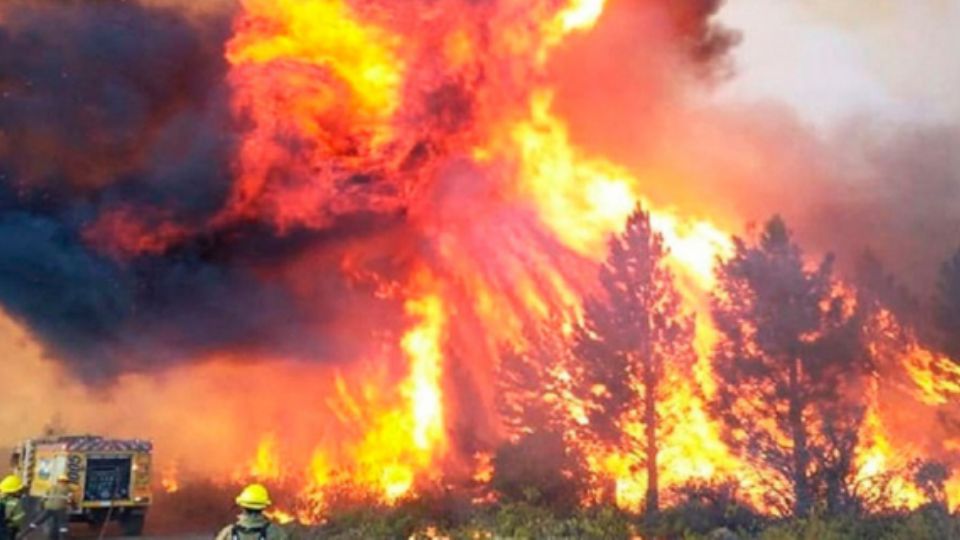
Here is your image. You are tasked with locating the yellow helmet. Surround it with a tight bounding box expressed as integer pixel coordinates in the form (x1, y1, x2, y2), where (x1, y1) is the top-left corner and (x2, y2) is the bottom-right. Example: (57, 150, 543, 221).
(56, 473, 70, 483)
(0, 475, 24, 494)
(235, 483, 271, 510)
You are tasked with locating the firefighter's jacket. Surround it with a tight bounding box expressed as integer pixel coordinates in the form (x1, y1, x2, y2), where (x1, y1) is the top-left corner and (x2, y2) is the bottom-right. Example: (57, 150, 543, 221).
(42, 483, 73, 512)
(216, 512, 291, 540)
(1, 495, 26, 531)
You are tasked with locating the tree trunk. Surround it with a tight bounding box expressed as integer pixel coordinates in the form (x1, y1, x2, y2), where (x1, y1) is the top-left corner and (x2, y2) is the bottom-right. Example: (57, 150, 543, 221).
(789, 356, 812, 517)
(643, 354, 659, 523)
(825, 469, 842, 515)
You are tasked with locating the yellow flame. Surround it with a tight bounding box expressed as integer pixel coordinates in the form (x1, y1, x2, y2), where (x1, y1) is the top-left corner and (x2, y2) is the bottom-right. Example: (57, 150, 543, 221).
(229, 0, 403, 123)
(855, 391, 927, 509)
(540, 0, 608, 60)
(401, 294, 447, 452)
(249, 433, 282, 480)
(265, 508, 296, 525)
(160, 463, 179, 494)
(904, 347, 960, 406)
(557, 0, 607, 34)
(473, 452, 494, 484)
(509, 90, 638, 257)
(650, 213, 734, 291)
(298, 284, 448, 508)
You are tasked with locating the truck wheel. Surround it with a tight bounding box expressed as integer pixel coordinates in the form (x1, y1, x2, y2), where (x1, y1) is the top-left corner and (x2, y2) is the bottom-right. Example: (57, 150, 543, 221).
(119, 512, 145, 537)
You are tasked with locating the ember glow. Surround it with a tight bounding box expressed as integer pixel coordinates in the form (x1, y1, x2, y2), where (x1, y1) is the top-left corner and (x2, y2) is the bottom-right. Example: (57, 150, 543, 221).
(0, 0, 958, 525)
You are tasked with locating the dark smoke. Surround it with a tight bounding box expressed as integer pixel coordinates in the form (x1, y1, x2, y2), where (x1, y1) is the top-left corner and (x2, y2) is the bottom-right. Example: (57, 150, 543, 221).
(0, 0, 740, 379)
(0, 1, 405, 378)
(807, 122, 960, 294)
(645, 0, 740, 73)
(7, 0, 950, 384)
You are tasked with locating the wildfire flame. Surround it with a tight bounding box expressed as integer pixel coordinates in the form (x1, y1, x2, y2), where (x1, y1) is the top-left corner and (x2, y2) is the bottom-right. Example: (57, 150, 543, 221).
(248, 434, 282, 481)
(22, 0, 953, 523)
(160, 463, 180, 495)
(212, 0, 960, 518)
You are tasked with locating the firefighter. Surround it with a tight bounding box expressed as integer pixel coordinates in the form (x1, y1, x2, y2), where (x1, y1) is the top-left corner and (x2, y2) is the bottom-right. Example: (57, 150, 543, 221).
(37, 475, 72, 540)
(215, 484, 290, 540)
(0, 475, 27, 540)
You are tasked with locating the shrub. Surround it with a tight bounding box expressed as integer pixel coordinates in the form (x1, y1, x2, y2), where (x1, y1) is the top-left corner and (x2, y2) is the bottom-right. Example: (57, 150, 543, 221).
(491, 431, 588, 514)
(454, 502, 632, 540)
(652, 480, 763, 538)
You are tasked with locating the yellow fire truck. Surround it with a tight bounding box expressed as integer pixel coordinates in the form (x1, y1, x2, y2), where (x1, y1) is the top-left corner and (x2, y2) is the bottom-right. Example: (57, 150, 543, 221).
(10, 435, 152, 536)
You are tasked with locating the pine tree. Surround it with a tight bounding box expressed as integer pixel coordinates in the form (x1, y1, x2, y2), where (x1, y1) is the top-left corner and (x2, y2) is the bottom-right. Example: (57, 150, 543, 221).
(711, 216, 870, 516)
(575, 205, 694, 520)
(935, 247, 960, 360)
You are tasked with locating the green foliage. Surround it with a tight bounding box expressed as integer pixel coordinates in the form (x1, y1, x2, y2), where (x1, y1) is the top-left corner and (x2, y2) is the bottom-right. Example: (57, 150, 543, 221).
(295, 496, 960, 540)
(880, 506, 960, 540)
(757, 514, 872, 540)
(298, 499, 634, 539)
(306, 487, 475, 540)
(650, 481, 762, 538)
(753, 509, 960, 540)
(303, 501, 420, 540)
(459, 502, 632, 540)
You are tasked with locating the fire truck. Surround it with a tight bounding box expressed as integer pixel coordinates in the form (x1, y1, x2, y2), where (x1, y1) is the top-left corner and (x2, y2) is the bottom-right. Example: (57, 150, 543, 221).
(10, 435, 153, 536)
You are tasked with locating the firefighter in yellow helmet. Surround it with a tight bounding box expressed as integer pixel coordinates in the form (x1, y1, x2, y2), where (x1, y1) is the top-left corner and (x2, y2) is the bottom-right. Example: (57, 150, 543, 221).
(36, 474, 73, 540)
(0, 474, 27, 540)
(215, 484, 290, 540)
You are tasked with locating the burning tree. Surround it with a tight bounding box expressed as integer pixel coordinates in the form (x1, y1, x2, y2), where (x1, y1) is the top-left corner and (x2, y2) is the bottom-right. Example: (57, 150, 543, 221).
(494, 315, 591, 511)
(935, 247, 960, 360)
(575, 206, 695, 520)
(498, 314, 583, 438)
(711, 216, 871, 517)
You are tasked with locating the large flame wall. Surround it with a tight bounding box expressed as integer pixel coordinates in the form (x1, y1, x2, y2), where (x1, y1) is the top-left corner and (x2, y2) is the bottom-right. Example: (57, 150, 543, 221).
(0, 0, 958, 521)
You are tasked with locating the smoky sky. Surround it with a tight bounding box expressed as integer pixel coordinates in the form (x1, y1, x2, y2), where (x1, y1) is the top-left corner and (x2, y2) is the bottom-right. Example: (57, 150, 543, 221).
(6, 0, 952, 381)
(0, 0, 743, 379)
(0, 0, 357, 378)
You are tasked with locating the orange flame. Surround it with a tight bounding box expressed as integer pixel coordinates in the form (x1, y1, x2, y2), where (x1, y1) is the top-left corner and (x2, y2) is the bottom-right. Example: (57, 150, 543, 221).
(160, 462, 180, 494)
(90, 0, 959, 519)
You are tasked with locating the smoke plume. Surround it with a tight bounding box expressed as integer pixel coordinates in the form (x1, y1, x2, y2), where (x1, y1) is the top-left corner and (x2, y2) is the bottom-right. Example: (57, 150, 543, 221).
(0, 0, 737, 377)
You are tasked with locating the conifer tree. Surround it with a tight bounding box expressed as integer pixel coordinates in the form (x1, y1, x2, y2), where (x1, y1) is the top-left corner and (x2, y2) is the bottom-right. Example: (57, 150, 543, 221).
(711, 216, 870, 516)
(576, 205, 695, 520)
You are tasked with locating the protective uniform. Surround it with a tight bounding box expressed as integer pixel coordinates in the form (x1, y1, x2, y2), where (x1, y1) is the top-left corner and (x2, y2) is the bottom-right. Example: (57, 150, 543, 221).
(215, 484, 290, 540)
(39, 476, 73, 540)
(0, 475, 27, 540)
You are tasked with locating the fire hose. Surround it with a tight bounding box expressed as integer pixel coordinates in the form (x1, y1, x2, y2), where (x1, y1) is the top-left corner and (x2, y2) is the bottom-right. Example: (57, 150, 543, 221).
(17, 509, 69, 540)
(96, 505, 114, 540)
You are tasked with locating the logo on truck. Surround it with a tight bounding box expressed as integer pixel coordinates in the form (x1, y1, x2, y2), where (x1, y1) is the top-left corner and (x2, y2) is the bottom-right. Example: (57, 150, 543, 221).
(37, 458, 52, 480)
(67, 454, 83, 484)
